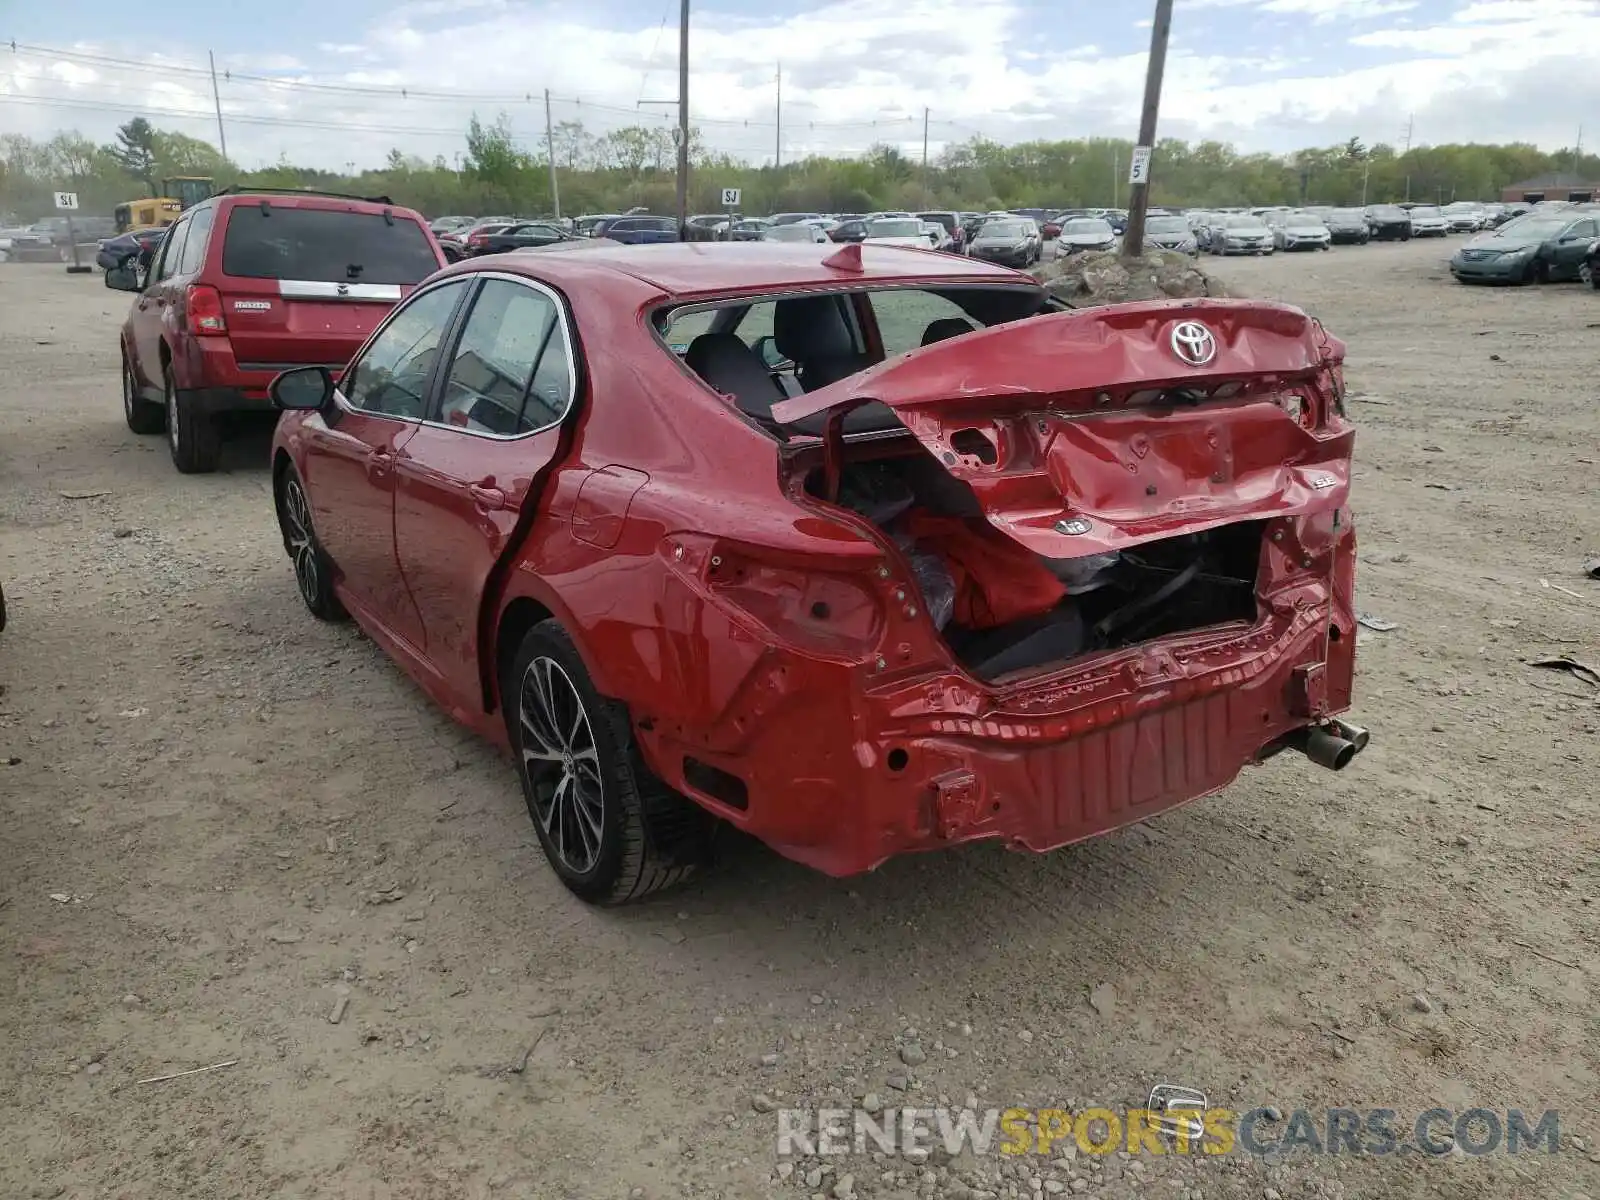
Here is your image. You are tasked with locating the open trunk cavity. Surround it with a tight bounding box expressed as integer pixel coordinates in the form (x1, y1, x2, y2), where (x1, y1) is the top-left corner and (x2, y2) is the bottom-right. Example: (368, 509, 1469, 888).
(803, 445, 1262, 683)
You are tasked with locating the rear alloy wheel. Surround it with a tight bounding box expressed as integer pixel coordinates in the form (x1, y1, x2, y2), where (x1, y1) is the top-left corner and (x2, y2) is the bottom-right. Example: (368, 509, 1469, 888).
(507, 620, 710, 905)
(165, 367, 222, 473)
(122, 353, 165, 434)
(276, 467, 345, 620)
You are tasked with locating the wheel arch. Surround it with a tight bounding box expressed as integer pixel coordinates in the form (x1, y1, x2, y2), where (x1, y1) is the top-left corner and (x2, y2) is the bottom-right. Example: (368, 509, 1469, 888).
(488, 583, 624, 720)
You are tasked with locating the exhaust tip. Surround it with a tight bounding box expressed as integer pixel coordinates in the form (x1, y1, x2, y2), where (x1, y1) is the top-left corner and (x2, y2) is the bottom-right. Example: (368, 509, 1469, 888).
(1284, 724, 1363, 772)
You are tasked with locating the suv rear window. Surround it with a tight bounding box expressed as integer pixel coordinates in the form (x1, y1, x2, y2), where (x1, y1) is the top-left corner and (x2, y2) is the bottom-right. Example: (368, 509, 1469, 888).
(221, 206, 438, 285)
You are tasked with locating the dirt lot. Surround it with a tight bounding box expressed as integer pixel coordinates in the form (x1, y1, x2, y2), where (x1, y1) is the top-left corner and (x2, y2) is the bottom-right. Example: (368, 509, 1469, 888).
(1, 243, 1596, 1200)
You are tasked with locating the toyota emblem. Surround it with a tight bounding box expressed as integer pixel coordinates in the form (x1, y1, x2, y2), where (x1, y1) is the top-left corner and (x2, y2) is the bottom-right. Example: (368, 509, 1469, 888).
(336, 282, 350, 297)
(1170, 321, 1217, 367)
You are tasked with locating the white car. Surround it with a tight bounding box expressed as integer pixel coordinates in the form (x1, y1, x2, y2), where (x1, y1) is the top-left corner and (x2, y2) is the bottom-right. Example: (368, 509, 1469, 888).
(1269, 210, 1332, 251)
(761, 222, 830, 244)
(861, 217, 941, 249)
(1442, 202, 1486, 232)
(1408, 206, 1450, 237)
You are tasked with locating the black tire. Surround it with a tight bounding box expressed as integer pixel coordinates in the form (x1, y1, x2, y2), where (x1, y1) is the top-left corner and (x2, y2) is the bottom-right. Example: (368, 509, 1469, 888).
(164, 366, 222, 473)
(505, 619, 710, 905)
(122, 351, 164, 435)
(275, 465, 346, 621)
(1524, 258, 1549, 285)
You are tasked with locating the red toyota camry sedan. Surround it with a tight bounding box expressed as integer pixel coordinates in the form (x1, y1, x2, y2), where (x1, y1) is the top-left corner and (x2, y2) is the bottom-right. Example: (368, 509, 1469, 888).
(268, 241, 1368, 904)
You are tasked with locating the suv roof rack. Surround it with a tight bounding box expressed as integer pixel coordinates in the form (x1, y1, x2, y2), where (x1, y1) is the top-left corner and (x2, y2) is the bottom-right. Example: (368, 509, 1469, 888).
(212, 185, 396, 205)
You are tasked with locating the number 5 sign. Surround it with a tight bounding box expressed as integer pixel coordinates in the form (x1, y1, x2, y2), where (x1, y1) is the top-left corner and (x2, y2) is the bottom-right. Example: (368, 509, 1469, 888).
(54, 191, 80, 210)
(1127, 146, 1153, 186)
(720, 187, 741, 207)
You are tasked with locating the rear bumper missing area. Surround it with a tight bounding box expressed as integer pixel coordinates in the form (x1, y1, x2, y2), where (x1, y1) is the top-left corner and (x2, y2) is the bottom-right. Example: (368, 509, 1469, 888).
(642, 581, 1360, 878)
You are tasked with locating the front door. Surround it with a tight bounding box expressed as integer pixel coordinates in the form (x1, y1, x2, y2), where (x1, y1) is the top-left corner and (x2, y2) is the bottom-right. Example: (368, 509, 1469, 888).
(131, 218, 187, 392)
(1555, 218, 1598, 277)
(299, 278, 471, 648)
(394, 275, 577, 713)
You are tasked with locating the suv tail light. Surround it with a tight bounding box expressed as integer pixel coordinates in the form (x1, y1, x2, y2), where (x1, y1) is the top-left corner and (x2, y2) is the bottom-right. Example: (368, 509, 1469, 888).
(186, 284, 228, 336)
(467, 232, 487, 246)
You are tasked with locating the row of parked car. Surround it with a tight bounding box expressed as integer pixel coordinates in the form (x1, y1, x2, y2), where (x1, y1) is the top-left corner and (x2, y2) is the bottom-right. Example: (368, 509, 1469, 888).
(421, 199, 1533, 269)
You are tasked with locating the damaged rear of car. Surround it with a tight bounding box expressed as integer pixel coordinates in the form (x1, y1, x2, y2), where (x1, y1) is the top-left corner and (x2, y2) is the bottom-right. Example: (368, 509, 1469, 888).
(659, 276, 1366, 875)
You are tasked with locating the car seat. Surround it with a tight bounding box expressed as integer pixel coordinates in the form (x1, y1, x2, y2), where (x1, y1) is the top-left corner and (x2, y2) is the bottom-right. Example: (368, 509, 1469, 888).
(684, 333, 784, 420)
(773, 296, 869, 390)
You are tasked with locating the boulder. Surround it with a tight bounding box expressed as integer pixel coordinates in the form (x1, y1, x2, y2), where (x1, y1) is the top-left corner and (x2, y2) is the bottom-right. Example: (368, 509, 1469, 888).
(1030, 248, 1234, 308)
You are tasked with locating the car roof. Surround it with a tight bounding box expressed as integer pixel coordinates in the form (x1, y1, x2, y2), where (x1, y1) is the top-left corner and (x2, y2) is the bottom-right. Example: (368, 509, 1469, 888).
(459, 241, 1029, 298)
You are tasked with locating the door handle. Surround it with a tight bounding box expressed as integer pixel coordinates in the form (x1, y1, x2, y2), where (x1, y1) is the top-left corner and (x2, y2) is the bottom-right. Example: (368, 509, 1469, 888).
(367, 450, 393, 481)
(469, 482, 506, 512)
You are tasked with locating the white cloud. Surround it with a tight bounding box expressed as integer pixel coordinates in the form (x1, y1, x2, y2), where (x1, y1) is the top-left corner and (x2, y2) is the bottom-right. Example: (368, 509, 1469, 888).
(0, 0, 1596, 169)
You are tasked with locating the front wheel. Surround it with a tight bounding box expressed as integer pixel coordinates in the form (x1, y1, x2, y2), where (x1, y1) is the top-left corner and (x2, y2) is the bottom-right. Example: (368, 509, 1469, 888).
(122, 352, 164, 434)
(275, 465, 346, 620)
(1524, 258, 1549, 285)
(506, 620, 710, 905)
(1580, 261, 1594, 288)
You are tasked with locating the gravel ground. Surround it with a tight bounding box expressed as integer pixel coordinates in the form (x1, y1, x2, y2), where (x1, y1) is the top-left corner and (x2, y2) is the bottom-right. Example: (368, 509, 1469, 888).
(1, 242, 1597, 1200)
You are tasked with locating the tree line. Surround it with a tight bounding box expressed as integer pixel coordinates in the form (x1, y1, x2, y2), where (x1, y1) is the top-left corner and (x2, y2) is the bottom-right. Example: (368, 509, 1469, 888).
(3, 114, 1596, 224)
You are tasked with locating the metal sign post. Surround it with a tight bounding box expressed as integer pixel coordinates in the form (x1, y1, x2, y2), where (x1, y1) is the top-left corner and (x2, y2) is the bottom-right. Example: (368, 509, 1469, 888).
(721, 187, 741, 241)
(54, 190, 92, 274)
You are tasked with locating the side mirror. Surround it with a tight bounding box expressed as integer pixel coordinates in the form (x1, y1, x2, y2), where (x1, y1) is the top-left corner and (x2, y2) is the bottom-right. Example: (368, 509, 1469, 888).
(104, 264, 141, 292)
(271, 365, 334, 411)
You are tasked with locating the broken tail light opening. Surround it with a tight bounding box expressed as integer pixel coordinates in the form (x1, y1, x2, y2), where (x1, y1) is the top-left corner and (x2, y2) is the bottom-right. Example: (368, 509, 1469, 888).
(686, 539, 891, 659)
(186, 284, 227, 336)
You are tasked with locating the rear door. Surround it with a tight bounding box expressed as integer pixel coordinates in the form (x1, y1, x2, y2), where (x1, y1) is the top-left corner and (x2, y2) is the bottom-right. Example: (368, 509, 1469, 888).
(214, 202, 444, 371)
(299, 278, 472, 647)
(393, 274, 578, 712)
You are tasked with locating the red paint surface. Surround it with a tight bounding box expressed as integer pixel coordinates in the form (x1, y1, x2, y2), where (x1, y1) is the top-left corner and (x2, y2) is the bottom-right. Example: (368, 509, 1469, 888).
(273, 244, 1361, 877)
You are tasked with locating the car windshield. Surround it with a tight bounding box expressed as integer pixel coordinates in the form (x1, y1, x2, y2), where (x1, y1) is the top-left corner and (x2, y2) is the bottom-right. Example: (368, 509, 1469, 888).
(1225, 216, 1268, 229)
(1412, 207, 1442, 218)
(1145, 217, 1188, 234)
(1371, 206, 1407, 218)
(918, 213, 957, 232)
(1330, 209, 1363, 220)
(867, 219, 925, 238)
(981, 222, 1028, 239)
(221, 207, 439, 284)
(1063, 219, 1113, 237)
(1287, 212, 1326, 226)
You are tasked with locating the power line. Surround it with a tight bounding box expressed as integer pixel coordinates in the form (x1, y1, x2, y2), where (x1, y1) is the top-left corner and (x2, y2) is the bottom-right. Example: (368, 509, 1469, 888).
(2, 40, 975, 133)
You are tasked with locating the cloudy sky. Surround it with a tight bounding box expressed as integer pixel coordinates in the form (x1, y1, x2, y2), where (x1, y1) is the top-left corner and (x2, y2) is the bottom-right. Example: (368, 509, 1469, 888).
(0, 0, 1595, 169)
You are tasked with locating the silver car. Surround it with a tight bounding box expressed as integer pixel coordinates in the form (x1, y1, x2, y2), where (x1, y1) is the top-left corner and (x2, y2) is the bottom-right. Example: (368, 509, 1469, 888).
(1210, 215, 1275, 256)
(1269, 210, 1332, 251)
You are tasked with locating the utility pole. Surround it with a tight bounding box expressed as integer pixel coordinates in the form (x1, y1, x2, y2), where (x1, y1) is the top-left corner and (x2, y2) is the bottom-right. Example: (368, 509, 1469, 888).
(1575, 124, 1584, 176)
(675, 0, 690, 234)
(921, 107, 930, 173)
(1120, 0, 1173, 258)
(775, 63, 781, 169)
(544, 89, 561, 219)
(1112, 146, 1119, 208)
(1361, 156, 1370, 206)
(1403, 113, 1414, 154)
(208, 51, 228, 160)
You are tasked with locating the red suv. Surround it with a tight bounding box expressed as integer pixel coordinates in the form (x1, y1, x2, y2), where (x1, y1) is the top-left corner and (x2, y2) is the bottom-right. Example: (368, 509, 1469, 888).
(106, 188, 445, 472)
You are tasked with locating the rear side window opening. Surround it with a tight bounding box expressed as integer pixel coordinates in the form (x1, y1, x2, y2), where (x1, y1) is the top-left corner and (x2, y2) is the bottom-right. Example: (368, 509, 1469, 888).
(656, 284, 1054, 438)
(221, 205, 439, 285)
